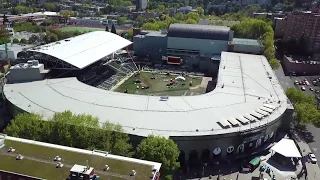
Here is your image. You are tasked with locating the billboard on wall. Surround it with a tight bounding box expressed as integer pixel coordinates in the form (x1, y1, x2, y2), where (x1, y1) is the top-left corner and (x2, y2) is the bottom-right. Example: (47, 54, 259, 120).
(167, 56, 181, 65)
(0, 170, 44, 180)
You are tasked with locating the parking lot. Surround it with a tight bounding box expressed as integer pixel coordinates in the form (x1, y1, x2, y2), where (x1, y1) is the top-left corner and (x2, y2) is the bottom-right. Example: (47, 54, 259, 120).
(291, 75, 320, 100)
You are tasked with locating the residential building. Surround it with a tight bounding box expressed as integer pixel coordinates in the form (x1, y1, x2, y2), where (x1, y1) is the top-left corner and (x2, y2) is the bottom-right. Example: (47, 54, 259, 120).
(136, 0, 148, 11)
(176, 6, 197, 14)
(2, 15, 14, 36)
(283, 11, 320, 61)
(273, 17, 287, 38)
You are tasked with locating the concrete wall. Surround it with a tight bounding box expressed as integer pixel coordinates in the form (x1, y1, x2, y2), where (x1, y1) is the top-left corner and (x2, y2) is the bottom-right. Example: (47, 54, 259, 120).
(8, 65, 44, 82)
(167, 37, 228, 56)
(133, 35, 167, 61)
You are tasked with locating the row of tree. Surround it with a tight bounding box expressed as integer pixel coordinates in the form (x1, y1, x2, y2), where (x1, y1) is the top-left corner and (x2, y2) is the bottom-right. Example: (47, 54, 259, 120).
(285, 88, 320, 126)
(140, 11, 202, 31)
(5, 111, 180, 173)
(231, 18, 280, 69)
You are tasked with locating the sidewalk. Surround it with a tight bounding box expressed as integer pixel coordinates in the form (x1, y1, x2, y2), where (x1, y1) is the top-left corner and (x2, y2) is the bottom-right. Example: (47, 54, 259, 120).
(292, 130, 320, 180)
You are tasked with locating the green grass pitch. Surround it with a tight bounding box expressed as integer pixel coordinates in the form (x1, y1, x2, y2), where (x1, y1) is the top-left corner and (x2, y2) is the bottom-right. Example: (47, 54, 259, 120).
(58, 26, 125, 33)
(115, 71, 206, 96)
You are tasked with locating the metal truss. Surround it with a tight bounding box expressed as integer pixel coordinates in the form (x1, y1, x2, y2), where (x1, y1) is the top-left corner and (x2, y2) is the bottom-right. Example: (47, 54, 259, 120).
(29, 51, 78, 70)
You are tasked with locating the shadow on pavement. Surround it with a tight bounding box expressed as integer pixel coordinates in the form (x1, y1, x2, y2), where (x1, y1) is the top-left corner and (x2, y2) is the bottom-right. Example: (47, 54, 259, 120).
(266, 158, 297, 172)
(296, 125, 315, 143)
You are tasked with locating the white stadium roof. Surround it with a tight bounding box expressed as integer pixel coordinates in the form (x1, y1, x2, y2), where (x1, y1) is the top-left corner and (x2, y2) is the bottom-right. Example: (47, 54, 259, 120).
(4, 52, 289, 138)
(28, 31, 132, 69)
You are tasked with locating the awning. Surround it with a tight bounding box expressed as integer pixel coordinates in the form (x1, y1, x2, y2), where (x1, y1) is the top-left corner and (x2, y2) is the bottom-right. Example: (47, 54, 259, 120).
(175, 76, 185, 81)
(271, 138, 301, 158)
(249, 157, 260, 166)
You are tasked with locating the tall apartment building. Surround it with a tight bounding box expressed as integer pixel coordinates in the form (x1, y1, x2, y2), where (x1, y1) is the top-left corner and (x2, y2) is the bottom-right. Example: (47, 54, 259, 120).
(136, 0, 148, 11)
(284, 11, 320, 61)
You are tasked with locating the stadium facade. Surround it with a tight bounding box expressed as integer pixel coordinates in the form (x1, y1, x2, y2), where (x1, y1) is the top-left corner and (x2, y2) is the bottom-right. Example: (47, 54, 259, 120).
(3, 30, 292, 164)
(133, 24, 263, 76)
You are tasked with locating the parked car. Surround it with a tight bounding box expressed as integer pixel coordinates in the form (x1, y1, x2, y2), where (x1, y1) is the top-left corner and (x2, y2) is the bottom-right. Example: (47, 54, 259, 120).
(294, 80, 299, 85)
(310, 87, 314, 91)
(309, 153, 317, 163)
(301, 86, 306, 91)
(305, 81, 310, 86)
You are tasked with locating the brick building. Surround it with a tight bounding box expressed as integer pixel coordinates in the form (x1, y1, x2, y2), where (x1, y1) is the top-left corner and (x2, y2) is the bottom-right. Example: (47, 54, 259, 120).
(283, 11, 320, 61)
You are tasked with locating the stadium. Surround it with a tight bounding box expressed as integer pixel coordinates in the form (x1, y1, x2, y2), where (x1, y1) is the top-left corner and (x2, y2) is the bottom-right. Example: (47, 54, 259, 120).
(3, 25, 292, 165)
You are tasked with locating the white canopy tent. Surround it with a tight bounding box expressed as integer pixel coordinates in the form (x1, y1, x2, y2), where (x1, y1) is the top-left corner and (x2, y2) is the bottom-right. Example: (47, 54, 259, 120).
(271, 138, 301, 158)
(175, 76, 186, 81)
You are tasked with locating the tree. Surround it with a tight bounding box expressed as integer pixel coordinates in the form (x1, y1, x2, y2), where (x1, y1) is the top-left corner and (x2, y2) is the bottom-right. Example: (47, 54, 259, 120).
(12, 38, 20, 43)
(111, 24, 117, 34)
(136, 16, 145, 24)
(185, 19, 197, 24)
(0, 27, 10, 44)
(196, 7, 204, 17)
(269, 58, 280, 69)
(20, 38, 29, 44)
(28, 34, 39, 44)
(295, 103, 320, 125)
(117, 17, 127, 25)
(5, 111, 133, 156)
(43, 2, 56, 11)
(187, 12, 200, 22)
(60, 10, 74, 24)
(285, 88, 315, 105)
(136, 135, 180, 172)
(105, 25, 109, 32)
(49, 34, 58, 42)
(6, 113, 45, 140)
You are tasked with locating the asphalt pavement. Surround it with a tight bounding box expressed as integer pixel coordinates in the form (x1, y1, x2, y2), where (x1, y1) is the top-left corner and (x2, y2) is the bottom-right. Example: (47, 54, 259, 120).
(274, 66, 320, 169)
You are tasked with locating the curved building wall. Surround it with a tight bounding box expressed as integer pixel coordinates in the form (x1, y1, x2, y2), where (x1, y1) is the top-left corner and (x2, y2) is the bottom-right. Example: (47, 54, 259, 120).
(172, 113, 284, 162)
(168, 24, 231, 41)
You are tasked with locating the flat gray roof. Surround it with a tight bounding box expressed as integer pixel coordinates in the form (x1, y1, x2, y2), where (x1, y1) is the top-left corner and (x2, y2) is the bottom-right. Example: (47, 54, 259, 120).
(4, 52, 288, 138)
(27, 31, 132, 69)
(231, 38, 262, 47)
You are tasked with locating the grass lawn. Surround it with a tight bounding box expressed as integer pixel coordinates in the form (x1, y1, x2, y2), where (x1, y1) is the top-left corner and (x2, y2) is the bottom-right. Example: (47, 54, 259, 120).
(58, 26, 124, 33)
(115, 71, 205, 96)
(3, 140, 152, 180)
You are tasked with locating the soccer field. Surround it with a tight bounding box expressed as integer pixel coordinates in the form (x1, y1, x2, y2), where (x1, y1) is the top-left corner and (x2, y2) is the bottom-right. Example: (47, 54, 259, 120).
(115, 71, 206, 96)
(58, 26, 125, 33)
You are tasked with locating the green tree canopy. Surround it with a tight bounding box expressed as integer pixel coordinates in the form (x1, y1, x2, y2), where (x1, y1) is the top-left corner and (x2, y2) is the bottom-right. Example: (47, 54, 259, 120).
(196, 7, 205, 17)
(136, 135, 180, 172)
(117, 17, 127, 25)
(185, 19, 197, 24)
(285, 87, 315, 105)
(269, 58, 280, 69)
(5, 111, 133, 157)
(295, 103, 320, 125)
(0, 27, 10, 44)
(20, 38, 29, 44)
(43, 2, 56, 11)
(12, 38, 19, 43)
(187, 12, 200, 22)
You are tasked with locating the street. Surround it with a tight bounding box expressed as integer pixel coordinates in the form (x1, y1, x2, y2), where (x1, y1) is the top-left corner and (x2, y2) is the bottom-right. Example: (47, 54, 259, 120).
(274, 66, 320, 168)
